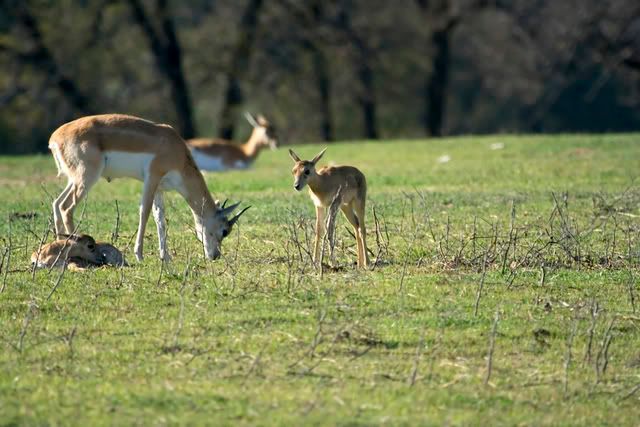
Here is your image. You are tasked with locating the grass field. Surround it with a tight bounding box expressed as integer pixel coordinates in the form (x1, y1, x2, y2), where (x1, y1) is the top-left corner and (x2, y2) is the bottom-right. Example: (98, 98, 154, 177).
(1, 134, 639, 426)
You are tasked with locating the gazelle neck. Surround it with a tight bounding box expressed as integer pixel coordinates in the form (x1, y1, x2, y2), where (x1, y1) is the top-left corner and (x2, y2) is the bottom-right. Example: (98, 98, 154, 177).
(240, 130, 267, 162)
(181, 162, 218, 217)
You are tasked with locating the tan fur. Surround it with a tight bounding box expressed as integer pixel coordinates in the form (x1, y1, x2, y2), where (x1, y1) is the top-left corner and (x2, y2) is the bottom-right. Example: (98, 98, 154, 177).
(65, 242, 127, 270)
(186, 114, 277, 170)
(289, 148, 369, 269)
(48, 114, 248, 261)
(31, 234, 103, 268)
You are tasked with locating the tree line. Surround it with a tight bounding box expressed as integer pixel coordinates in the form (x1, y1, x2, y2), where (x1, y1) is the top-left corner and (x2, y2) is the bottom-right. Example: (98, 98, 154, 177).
(1, 0, 639, 154)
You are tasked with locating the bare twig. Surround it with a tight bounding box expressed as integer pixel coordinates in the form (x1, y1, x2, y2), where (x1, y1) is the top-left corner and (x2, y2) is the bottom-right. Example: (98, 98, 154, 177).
(484, 311, 499, 386)
(408, 327, 426, 387)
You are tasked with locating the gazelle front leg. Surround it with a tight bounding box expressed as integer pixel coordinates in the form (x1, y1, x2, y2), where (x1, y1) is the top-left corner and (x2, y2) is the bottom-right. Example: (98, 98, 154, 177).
(313, 205, 326, 265)
(152, 192, 171, 261)
(134, 174, 161, 262)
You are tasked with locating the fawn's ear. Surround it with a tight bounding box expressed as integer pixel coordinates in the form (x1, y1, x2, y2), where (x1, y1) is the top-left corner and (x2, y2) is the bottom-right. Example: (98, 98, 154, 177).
(289, 149, 301, 163)
(311, 148, 327, 165)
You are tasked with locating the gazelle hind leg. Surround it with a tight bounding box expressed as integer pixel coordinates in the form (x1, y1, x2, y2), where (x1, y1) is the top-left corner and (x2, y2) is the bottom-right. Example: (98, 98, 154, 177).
(53, 181, 74, 235)
(353, 199, 369, 268)
(57, 146, 103, 233)
(340, 204, 365, 268)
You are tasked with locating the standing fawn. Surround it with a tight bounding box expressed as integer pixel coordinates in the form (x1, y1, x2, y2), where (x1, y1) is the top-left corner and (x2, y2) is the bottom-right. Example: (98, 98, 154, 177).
(187, 113, 277, 171)
(49, 114, 249, 262)
(289, 148, 369, 268)
(31, 234, 104, 268)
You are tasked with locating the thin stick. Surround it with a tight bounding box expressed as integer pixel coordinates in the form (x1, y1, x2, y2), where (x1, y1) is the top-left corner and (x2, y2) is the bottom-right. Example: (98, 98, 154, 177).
(31, 219, 52, 279)
(474, 251, 489, 317)
(111, 199, 120, 243)
(1, 220, 12, 293)
(563, 319, 578, 397)
(484, 311, 499, 386)
(408, 327, 426, 387)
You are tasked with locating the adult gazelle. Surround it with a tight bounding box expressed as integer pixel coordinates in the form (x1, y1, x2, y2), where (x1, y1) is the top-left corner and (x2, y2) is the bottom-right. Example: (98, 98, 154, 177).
(49, 114, 249, 261)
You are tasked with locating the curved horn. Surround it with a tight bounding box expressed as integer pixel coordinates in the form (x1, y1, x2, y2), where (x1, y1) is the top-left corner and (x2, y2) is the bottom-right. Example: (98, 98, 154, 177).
(221, 199, 228, 209)
(220, 201, 241, 216)
(229, 206, 251, 226)
(244, 112, 259, 128)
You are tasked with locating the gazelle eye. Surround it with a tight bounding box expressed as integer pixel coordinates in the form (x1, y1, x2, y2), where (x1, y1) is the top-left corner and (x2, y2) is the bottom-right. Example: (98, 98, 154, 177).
(88, 244, 95, 250)
(222, 229, 229, 238)
(304, 169, 310, 175)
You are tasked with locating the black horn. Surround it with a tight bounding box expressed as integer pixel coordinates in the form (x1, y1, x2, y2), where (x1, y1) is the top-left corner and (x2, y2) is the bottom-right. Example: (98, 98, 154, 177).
(229, 206, 251, 226)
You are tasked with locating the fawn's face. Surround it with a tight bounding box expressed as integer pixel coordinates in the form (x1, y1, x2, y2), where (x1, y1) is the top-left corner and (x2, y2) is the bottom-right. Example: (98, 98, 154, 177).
(64, 234, 104, 265)
(289, 148, 326, 191)
(291, 161, 316, 191)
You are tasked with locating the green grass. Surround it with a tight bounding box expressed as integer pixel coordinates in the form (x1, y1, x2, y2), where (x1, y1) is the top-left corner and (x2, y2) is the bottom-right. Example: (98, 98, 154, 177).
(1, 134, 639, 426)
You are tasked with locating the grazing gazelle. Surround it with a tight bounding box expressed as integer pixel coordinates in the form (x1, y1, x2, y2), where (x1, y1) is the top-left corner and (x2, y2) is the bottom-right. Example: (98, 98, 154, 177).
(187, 113, 277, 172)
(289, 148, 369, 268)
(31, 234, 104, 268)
(49, 114, 249, 262)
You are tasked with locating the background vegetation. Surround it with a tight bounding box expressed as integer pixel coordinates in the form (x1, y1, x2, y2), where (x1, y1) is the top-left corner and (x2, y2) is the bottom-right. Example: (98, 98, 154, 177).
(1, 135, 639, 425)
(1, 0, 640, 154)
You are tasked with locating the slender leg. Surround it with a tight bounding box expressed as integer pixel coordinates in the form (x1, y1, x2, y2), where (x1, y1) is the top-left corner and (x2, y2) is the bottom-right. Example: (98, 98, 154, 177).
(340, 204, 364, 267)
(53, 181, 74, 235)
(313, 206, 326, 264)
(152, 191, 170, 261)
(135, 174, 162, 262)
(354, 200, 369, 268)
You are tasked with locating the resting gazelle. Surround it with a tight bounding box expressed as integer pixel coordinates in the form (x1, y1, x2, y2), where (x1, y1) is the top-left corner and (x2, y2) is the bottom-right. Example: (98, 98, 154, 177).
(49, 114, 249, 262)
(289, 148, 369, 268)
(31, 234, 104, 268)
(187, 113, 277, 172)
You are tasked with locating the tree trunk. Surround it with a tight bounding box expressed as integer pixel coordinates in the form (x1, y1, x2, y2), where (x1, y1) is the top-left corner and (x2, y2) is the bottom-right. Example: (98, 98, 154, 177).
(128, 0, 196, 138)
(312, 47, 334, 141)
(218, 0, 265, 140)
(424, 27, 451, 136)
(357, 60, 378, 139)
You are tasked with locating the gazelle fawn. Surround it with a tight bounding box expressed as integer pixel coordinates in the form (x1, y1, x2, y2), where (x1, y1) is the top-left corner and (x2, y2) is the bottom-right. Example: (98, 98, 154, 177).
(31, 234, 104, 268)
(49, 114, 249, 262)
(289, 148, 369, 268)
(187, 113, 277, 171)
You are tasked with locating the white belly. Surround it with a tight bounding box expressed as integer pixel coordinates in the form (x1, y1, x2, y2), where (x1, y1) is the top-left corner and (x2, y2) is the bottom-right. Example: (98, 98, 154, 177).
(103, 151, 153, 181)
(102, 151, 186, 194)
(191, 149, 225, 172)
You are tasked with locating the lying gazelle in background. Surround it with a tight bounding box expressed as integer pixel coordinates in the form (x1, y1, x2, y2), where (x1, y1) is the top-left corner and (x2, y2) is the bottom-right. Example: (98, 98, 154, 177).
(49, 114, 249, 262)
(31, 234, 104, 268)
(187, 113, 277, 172)
(32, 235, 127, 270)
(289, 148, 369, 268)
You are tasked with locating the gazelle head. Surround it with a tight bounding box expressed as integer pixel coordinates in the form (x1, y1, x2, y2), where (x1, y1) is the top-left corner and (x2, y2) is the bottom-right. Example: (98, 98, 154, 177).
(57, 233, 105, 265)
(245, 112, 277, 150)
(196, 200, 251, 260)
(289, 148, 327, 191)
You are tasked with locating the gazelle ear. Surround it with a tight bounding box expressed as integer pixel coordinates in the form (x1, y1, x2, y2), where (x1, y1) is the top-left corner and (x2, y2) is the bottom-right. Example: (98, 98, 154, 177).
(289, 149, 301, 162)
(244, 112, 259, 128)
(311, 147, 327, 165)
